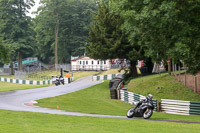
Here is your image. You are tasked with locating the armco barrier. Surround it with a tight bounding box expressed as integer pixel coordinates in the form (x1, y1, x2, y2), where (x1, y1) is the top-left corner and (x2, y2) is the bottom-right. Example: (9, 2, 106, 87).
(0, 77, 73, 85)
(120, 90, 157, 111)
(161, 99, 200, 115)
(92, 74, 116, 81)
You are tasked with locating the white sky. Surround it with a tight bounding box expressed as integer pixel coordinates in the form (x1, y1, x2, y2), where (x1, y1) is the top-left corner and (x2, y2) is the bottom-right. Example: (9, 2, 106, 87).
(27, 0, 40, 18)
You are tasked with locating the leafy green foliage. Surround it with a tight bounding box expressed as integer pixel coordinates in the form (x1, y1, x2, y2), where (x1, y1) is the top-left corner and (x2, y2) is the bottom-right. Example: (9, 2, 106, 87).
(0, 43, 9, 62)
(0, 0, 35, 63)
(34, 0, 96, 63)
(113, 0, 200, 73)
(88, 0, 141, 77)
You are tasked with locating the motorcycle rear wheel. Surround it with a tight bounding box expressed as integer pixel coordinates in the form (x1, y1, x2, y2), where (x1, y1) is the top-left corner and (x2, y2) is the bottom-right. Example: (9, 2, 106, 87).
(126, 107, 135, 118)
(143, 108, 153, 119)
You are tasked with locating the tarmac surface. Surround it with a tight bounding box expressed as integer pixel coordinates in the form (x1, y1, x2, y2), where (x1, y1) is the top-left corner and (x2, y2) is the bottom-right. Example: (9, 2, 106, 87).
(0, 76, 199, 124)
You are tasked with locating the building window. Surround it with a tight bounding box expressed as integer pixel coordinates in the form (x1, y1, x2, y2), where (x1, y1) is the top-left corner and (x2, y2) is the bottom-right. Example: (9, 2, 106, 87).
(98, 61, 99, 64)
(92, 61, 94, 65)
(86, 61, 88, 64)
(104, 60, 106, 64)
(80, 61, 81, 64)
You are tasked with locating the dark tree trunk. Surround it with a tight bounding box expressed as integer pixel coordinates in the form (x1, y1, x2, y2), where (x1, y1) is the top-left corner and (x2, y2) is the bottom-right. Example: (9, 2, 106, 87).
(55, 0, 59, 65)
(10, 57, 14, 75)
(168, 60, 171, 75)
(129, 60, 138, 77)
(18, 52, 22, 71)
(145, 58, 154, 74)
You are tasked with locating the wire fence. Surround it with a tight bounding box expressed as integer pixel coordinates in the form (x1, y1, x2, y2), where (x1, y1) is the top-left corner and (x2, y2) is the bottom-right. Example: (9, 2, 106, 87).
(175, 72, 200, 94)
(55, 64, 71, 71)
(27, 74, 52, 81)
(71, 65, 110, 71)
(14, 70, 26, 80)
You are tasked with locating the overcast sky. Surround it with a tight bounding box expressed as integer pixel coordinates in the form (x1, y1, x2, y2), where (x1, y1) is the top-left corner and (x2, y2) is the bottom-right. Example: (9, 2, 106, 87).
(27, 0, 40, 18)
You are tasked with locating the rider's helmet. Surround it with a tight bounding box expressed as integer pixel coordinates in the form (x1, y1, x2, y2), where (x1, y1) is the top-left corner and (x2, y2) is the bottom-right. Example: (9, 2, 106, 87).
(146, 94, 153, 101)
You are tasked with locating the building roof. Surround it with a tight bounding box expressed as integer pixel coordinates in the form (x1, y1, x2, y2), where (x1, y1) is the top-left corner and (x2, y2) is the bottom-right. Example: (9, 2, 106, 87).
(71, 56, 93, 61)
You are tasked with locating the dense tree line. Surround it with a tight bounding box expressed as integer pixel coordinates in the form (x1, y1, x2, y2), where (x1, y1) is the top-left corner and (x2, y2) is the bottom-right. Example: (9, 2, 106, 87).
(87, 0, 200, 76)
(0, 0, 96, 68)
(0, 0, 35, 72)
(1, 0, 200, 76)
(33, 0, 96, 64)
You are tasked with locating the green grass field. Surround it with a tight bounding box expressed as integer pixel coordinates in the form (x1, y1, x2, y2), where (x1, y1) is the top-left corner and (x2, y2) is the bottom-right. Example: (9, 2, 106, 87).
(72, 71, 98, 81)
(36, 81, 200, 123)
(0, 110, 199, 133)
(128, 73, 200, 102)
(0, 81, 49, 92)
(1, 70, 98, 81)
(1, 72, 200, 132)
(100, 69, 124, 75)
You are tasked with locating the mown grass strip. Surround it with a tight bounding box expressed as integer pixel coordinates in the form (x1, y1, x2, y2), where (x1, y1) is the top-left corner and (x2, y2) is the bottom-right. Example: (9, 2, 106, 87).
(128, 73, 200, 102)
(0, 81, 49, 92)
(0, 110, 199, 133)
(36, 81, 200, 122)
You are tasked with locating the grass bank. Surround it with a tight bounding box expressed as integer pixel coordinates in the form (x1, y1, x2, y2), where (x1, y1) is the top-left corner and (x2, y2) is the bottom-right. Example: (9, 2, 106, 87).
(72, 71, 98, 81)
(127, 73, 200, 102)
(0, 110, 199, 133)
(36, 81, 200, 122)
(1, 70, 98, 81)
(0, 82, 48, 92)
(99, 69, 124, 75)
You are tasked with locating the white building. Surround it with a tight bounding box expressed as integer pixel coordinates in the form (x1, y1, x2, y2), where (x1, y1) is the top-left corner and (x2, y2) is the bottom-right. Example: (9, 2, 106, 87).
(71, 56, 111, 71)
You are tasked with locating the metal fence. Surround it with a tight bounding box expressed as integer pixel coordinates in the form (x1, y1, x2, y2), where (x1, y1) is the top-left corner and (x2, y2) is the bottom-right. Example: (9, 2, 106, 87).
(14, 70, 26, 80)
(175, 72, 200, 94)
(27, 75, 52, 81)
(55, 64, 71, 71)
(161, 99, 200, 115)
(72, 65, 110, 71)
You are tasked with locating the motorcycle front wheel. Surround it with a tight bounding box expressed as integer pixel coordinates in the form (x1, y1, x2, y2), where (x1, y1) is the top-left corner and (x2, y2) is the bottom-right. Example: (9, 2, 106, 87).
(126, 107, 135, 118)
(143, 108, 153, 119)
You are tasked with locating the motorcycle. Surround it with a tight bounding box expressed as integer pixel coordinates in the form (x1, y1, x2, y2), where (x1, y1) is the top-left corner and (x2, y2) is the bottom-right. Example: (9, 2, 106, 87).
(126, 94, 154, 119)
(52, 76, 64, 86)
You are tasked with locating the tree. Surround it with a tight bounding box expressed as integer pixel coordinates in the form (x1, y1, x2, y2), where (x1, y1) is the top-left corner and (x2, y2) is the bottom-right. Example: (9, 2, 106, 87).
(0, 43, 9, 62)
(113, 0, 200, 74)
(0, 0, 35, 71)
(34, 0, 96, 64)
(87, 0, 144, 77)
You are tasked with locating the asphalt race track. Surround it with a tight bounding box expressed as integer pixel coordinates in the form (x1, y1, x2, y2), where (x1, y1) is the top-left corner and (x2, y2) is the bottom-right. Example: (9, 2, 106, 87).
(0, 76, 199, 124)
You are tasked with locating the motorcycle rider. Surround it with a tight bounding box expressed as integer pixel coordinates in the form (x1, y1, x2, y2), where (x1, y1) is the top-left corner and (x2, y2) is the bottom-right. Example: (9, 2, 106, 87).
(134, 94, 153, 114)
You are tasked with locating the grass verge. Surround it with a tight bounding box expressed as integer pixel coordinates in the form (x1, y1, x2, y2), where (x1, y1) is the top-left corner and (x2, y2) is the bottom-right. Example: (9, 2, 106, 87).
(36, 81, 200, 122)
(1, 70, 98, 81)
(72, 71, 98, 81)
(99, 69, 124, 75)
(0, 110, 199, 133)
(127, 73, 200, 102)
(0, 81, 48, 92)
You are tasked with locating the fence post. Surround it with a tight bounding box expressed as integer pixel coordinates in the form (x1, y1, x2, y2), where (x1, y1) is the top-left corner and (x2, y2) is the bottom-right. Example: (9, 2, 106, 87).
(175, 64, 177, 77)
(157, 101, 160, 112)
(194, 76, 197, 93)
(178, 66, 181, 81)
